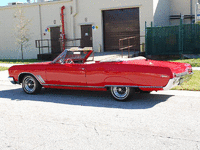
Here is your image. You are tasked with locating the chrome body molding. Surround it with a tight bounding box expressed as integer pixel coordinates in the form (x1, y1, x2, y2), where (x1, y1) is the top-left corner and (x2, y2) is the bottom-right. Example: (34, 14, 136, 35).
(42, 84, 163, 89)
(160, 75, 169, 78)
(42, 84, 105, 89)
(105, 85, 163, 88)
(36, 75, 45, 84)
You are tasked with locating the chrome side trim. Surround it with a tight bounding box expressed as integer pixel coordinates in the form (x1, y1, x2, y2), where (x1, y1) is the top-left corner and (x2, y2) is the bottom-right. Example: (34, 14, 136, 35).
(42, 84, 163, 89)
(105, 85, 163, 88)
(160, 75, 169, 78)
(36, 75, 45, 84)
(42, 84, 105, 89)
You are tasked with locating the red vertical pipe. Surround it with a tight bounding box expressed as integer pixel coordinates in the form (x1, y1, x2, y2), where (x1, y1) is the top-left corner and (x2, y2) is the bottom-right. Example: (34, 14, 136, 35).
(61, 6, 66, 51)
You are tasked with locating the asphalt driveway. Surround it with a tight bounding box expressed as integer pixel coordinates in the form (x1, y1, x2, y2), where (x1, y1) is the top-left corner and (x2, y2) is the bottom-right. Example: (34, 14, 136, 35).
(0, 80, 200, 150)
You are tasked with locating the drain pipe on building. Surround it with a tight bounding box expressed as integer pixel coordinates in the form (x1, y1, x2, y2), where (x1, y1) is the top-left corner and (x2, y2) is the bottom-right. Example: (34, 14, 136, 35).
(72, 0, 77, 46)
(39, 4, 43, 54)
(190, 0, 193, 24)
(61, 6, 66, 51)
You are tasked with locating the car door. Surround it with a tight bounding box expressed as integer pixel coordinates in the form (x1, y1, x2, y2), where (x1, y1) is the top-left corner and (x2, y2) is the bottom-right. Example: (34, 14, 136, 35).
(45, 63, 87, 86)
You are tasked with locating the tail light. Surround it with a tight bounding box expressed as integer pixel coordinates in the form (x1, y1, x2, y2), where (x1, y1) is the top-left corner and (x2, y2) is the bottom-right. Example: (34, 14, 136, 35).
(188, 68, 192, 74)
(173, 73, 177, 77)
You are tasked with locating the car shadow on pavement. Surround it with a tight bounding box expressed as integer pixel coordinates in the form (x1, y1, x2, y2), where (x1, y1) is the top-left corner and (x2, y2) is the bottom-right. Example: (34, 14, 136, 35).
(0, 88, 173, 109)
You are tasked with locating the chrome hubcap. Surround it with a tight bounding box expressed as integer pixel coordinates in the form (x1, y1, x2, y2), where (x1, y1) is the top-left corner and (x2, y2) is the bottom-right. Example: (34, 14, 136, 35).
(24, 77, 36, 93)
(112, 87, 130, 100)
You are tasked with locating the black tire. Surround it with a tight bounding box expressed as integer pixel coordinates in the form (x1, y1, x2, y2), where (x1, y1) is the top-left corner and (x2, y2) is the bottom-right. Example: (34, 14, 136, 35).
(110, 86, 134, 101)
(22, 75, 42, 94)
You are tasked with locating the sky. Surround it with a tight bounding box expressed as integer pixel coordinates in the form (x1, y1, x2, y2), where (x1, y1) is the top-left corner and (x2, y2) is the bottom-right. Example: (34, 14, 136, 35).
(0, 0, 31, 6)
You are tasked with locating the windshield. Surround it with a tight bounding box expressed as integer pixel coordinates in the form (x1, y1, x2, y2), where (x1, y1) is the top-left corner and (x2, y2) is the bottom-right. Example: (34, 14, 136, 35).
(52, 49, 92, 64)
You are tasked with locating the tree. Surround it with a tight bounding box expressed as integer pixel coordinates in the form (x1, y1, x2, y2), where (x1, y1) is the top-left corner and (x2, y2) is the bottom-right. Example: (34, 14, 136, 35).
(14, 7, 31, 60)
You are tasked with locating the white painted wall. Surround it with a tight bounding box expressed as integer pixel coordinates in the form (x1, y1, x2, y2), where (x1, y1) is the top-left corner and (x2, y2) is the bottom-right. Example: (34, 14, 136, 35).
(0, 5, 41, 59)
(0, 1, 72, 59)
(75, 0, 154, 52)
(0, 0, 197, 59)
(0, 0, 154, 58)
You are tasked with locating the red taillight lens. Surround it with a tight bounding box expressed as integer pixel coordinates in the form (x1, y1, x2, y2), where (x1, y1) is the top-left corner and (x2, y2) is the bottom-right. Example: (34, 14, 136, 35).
(188, 68, 192, 74)
(173, 73, 177, 77)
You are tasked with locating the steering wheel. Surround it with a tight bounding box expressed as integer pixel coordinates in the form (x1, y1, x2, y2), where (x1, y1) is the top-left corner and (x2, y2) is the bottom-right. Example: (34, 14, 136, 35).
(65, 58, 74, 64)
(59, 58, 65, 64)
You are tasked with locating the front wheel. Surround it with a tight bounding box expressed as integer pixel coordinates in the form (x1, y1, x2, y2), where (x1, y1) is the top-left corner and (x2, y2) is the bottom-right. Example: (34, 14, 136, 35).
(22, 75, 42, 94)
(110, 86, 133, 101)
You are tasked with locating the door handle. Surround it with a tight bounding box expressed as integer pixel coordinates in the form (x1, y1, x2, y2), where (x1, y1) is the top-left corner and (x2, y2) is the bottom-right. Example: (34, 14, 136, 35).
(81, 68, 85, 70)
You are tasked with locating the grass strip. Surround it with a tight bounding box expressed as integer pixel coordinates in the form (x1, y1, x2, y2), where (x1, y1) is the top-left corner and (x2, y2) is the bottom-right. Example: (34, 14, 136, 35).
(170, 58, 200, 67)
(0, 67, 9, 71)
(0, 59, 44, 64)
(171, 70, 200, 91)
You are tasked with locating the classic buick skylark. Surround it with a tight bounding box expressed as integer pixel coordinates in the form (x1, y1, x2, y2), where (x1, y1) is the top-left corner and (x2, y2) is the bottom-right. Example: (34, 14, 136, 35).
(8, 47, 193, 101)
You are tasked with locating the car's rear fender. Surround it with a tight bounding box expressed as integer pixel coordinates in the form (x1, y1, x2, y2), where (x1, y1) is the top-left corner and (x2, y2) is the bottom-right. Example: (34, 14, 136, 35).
(104, 76, 134, 85)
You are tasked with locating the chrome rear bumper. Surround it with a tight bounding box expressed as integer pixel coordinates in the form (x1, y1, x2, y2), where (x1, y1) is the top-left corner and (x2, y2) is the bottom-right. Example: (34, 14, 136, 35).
(163, 72, 193, 90)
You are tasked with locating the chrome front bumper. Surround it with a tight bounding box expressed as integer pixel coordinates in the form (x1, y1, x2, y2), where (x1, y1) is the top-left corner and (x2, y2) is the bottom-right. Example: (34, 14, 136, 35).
(8, 77, 17, 84)
(163, 72, 193, 90)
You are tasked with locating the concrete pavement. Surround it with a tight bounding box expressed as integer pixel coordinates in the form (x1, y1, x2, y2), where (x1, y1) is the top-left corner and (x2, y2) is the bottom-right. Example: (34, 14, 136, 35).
(0, 83, 200, 150)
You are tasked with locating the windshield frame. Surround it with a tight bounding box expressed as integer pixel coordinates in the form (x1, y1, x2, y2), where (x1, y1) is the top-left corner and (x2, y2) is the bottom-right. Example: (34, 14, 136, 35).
(51, 48, 93, 64)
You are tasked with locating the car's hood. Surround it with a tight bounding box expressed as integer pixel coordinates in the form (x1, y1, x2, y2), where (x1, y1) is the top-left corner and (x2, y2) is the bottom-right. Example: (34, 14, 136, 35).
(9, 61, 52, 70)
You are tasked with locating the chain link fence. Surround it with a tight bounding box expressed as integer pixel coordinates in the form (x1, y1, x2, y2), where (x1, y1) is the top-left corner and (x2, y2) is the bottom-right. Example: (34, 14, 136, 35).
(146, 22, 200, 56)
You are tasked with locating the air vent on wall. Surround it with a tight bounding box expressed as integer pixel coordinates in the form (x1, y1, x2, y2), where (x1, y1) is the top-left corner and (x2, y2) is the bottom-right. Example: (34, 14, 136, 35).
(8, 2, 23, 6)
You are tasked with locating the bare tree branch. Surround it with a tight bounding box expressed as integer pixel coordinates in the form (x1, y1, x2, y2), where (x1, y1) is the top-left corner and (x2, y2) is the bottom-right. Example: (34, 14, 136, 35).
(14, 7, 31, 60)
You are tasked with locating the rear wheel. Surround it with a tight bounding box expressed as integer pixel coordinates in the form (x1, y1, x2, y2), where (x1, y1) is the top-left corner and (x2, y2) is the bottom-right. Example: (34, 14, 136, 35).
(110, 86, 133, 101)
(22, 75, 42, 94)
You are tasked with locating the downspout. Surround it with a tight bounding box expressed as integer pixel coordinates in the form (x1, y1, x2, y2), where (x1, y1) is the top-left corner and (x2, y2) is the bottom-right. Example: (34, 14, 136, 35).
(39, 4, 43, 54)
(72, 0, 77, 46)
(61, 6, 66, 51)
(190, 0, 193, 23)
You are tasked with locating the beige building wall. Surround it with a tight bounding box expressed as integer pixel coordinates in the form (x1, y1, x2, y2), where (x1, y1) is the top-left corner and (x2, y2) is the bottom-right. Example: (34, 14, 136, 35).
(153, 0, 170, 26)
(0, 0, 197, 59)
(73, 0, 154, 52)
(0, 1, 72, 59)
(1, 0, 170, 59)
(170, 0, 197, 25)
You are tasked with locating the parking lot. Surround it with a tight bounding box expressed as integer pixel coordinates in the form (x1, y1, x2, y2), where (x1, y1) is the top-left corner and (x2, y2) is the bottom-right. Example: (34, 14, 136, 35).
(0, 81, 200, 150)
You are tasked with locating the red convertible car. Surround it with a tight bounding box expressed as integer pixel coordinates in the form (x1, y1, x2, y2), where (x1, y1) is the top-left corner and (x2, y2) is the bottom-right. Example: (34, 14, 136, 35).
(8, 47, 193, 101)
